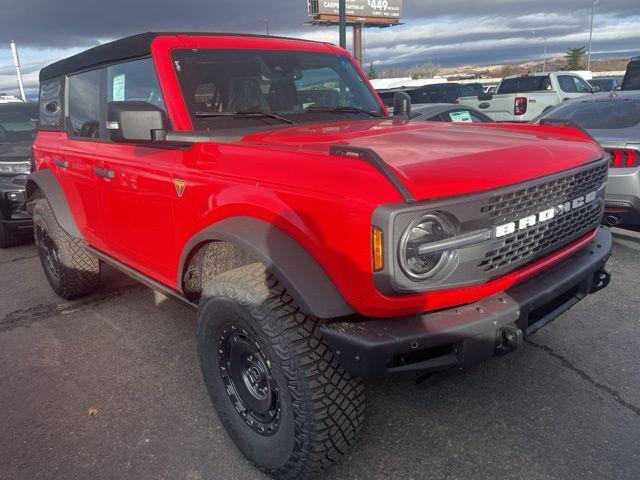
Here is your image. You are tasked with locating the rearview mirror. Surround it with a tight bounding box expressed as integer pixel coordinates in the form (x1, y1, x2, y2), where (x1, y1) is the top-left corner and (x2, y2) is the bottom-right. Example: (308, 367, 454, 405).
(107, 101, 169, 143)
(393, 91, 412, 117)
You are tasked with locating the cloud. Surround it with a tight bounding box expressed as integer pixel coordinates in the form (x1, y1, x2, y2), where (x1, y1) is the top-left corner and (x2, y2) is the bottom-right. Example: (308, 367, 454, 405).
(0, 0, 638, 97)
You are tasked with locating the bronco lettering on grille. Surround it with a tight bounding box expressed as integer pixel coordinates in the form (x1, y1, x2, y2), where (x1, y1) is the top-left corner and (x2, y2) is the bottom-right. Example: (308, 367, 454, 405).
(494, 191, 597, 238)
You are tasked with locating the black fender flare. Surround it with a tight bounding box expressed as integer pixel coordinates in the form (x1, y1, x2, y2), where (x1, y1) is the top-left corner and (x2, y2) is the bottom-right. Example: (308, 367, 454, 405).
(26, 169, 83, 239)
(179, 217, 355, 319)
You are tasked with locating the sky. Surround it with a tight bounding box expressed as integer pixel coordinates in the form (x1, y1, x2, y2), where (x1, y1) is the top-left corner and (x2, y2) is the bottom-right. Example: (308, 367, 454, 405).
(1, 0, 639, 98)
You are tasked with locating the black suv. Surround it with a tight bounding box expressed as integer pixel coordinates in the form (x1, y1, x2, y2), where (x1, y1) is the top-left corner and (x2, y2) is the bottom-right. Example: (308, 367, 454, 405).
(377, 82, 480, 107)
(0, 102, 37, 247)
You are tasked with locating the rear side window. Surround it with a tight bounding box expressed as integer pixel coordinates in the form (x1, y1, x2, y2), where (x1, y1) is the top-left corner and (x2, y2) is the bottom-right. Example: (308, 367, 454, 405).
(497, 76, 551, 94)
(38, 78, 64, 130)
(411, 86, 446, 103)
(106, 58, 165, 111)
(68, 69, 101, 138)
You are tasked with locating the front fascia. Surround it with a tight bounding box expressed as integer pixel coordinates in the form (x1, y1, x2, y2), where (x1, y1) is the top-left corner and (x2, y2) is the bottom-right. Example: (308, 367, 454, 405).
(372, 157, 609, 296)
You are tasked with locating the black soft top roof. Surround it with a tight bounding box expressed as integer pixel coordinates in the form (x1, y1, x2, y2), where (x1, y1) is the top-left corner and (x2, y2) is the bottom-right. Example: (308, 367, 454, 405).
(39, 31, 324, 82)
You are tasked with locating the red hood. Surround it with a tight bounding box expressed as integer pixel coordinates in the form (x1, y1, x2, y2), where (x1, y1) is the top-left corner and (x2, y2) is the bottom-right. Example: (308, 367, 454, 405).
(240, 119, 604, 201)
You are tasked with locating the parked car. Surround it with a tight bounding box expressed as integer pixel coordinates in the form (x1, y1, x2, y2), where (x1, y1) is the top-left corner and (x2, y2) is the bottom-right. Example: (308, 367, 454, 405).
(30, 32, 612, 479)
(535, 91, 640, 227)
(0, 101, 36, 247)
(621, 56, 640, 90)
(589, 77, 621, 92)
(458, 72, 599, 122)
(377, 82, 478, 107)
(411, 103, 493, 123)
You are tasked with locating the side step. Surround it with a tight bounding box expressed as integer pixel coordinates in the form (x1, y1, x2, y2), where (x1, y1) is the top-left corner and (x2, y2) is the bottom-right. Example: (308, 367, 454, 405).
(85, 246, 198, 310)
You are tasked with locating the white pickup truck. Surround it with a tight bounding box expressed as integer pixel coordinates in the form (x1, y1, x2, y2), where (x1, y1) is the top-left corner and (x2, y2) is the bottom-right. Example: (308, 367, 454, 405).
(457, 72, 598, 122)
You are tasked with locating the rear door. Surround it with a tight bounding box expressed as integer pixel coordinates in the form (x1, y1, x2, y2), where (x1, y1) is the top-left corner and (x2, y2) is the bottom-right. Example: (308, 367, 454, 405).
(54, 69, 104, 246)
(94, 58, 179, 284)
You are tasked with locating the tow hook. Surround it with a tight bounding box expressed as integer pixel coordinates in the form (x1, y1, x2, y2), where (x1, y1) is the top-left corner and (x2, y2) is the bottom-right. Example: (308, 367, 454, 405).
(495, 324, 523, 356)
(591, 268, 611, 293)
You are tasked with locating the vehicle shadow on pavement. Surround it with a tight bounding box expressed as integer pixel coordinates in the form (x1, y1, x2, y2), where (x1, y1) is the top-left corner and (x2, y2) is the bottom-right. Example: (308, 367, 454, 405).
(1, 234, 639, 480)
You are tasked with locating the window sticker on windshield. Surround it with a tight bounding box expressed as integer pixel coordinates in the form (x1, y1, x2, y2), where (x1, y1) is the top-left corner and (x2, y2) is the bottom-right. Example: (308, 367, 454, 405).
(449, 110, 472, 123)
(112, 74, 125, 101)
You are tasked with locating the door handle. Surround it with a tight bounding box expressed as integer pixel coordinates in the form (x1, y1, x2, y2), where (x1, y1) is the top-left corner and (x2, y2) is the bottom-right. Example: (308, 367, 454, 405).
(94, 167, 116, 179)
(54, 158, 69, 169)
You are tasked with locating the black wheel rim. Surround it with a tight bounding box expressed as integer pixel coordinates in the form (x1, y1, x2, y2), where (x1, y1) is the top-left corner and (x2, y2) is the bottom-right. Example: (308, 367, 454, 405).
(217, 324, 281, 436)
(36, 224, 61, 281)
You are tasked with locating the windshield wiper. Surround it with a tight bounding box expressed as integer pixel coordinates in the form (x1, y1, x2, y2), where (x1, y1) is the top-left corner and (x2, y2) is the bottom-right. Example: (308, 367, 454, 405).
(195, 111, 295, 124)
(305, 106, 383, 118)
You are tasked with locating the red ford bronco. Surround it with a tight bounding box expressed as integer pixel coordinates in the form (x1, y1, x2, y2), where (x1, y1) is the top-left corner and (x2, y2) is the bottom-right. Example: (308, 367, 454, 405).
(29, 32, 612, 478)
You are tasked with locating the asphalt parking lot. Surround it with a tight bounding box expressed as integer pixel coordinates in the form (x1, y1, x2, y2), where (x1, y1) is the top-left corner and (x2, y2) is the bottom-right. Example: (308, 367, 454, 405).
(1, 228, 639, 480)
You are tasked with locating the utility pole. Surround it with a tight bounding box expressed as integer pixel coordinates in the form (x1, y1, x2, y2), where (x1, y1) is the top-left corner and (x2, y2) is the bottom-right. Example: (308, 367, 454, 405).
(339, 0, 346, 49)
(587, 0, 599, 70)
(542, 36, 548, 72)
(10, 41, 26, 102)
(353, 23, 363, 67)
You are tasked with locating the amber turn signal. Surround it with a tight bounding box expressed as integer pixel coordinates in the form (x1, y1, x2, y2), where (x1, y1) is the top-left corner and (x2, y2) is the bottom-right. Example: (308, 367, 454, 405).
(372, 227, 384, 272)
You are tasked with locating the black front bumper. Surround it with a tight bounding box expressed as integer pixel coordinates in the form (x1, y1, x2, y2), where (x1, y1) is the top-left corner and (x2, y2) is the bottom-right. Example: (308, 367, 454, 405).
(321, 227, 612, 378)
(0, 174, 32, 236)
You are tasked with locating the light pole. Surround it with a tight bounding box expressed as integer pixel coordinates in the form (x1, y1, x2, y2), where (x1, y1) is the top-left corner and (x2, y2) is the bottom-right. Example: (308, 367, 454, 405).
(587, 0, 599, 70)
(10, 41, 26, 102)
(263, 20, 270, 36)
(542, 36, 548, 72)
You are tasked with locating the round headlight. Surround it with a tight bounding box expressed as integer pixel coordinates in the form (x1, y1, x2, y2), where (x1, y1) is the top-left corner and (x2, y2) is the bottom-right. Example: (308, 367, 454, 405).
(399, 213, 454, 280)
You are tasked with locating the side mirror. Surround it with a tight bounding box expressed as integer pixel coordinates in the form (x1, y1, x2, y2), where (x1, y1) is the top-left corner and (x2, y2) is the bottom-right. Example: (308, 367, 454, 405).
(107, 101, 169, 143)
(477, 93, 493, 101)
(592, 86, 602, 93)
(393, 91, 412, 117)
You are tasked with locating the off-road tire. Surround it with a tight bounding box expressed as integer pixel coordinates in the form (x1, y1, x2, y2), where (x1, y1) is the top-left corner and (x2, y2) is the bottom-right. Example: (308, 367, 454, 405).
(0, 222, 21, 248)
(32, 197, 100, 299)
(197, 263, 365, 480)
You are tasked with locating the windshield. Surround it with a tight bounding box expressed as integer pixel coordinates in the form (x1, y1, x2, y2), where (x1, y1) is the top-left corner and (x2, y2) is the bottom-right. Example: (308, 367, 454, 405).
(0, 103, 38, 143)
(171, 49, 385, 130)
(539, 98, 640, 129)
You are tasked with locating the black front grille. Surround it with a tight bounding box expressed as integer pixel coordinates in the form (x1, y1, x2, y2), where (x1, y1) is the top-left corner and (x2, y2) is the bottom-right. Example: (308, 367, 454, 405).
(478, 161, 608, 273)
(481, 162, 608, 223)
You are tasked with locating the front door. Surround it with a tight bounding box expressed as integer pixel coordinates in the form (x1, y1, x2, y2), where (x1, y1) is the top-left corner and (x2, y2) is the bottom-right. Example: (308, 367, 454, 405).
(94, 58, 178, 284)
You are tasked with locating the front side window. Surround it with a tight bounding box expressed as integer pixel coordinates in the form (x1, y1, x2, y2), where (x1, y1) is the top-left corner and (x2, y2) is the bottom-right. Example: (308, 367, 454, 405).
(573, 76, 593, 93)
(557, 75, 577, 93)
(171, 49, 384, 130)
(68, 69, 101, 138)
(106, 58, 165, 110)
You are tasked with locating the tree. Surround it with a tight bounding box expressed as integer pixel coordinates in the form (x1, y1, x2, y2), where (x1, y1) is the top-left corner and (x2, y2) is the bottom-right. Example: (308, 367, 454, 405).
(564, 46, 587, 70)
(367, 62, 378, 79)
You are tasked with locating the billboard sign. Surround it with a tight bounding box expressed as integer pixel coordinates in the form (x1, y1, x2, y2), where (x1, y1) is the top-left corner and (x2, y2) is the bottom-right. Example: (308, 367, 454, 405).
(308, 0, 403, 21)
